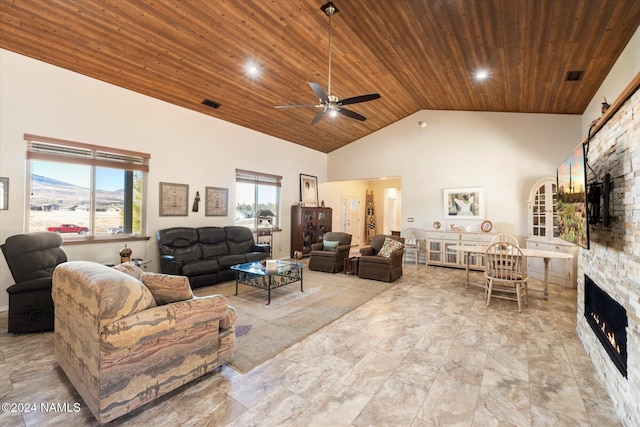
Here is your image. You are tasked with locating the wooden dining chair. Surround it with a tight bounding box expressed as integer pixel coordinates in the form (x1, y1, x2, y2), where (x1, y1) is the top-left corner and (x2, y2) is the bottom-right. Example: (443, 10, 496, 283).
(490, 233, 520, 247)
(484, 241, 529, 312)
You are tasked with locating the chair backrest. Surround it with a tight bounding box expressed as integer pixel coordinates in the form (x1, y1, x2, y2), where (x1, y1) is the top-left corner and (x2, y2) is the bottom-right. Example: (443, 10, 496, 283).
(322, 232, 352, 246)
(402, 228, 422, 248)
(1, 232, 67, 283)
(370, 234, 404, 254)
(490, 233, 520, 247)
(484, 242, 526, 280)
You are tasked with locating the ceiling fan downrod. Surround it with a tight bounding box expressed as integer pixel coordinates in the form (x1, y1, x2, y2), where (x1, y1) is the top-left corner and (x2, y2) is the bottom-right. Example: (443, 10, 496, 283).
(321, 2, 338, 96)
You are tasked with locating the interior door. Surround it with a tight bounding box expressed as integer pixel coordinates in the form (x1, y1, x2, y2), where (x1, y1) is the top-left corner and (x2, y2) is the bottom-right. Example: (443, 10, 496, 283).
(342, 194, 361, 245)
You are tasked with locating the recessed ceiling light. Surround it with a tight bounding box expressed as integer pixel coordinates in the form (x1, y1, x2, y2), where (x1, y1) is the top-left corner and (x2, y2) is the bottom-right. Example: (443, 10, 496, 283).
(244, 61, 261, 78)
(474, 70, 489, 80)
(418, 121, 427, 127)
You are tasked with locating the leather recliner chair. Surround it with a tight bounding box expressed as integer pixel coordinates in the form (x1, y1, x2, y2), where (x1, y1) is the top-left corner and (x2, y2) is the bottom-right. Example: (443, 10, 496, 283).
(1, 232, 67, 333)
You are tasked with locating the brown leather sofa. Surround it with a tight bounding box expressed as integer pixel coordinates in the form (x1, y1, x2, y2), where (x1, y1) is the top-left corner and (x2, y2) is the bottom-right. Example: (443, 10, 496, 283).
(157, 226, 269, 287)
(358, 234, 405, 282)
(309, 232, 352, 273)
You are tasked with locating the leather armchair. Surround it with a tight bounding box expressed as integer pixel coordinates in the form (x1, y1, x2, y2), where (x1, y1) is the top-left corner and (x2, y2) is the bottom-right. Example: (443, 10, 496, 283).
(309, 232, 352, 273)
(1, 232, 67, 333)
(358, 235, 405, 282)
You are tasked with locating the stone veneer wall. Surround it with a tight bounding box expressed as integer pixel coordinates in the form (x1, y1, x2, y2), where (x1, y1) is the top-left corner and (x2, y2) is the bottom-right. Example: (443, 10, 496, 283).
(576, 85, 639, 426)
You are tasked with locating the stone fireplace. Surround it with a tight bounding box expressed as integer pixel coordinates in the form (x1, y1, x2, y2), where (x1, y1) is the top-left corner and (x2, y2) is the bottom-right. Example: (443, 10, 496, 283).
(584, 274, 628, 378)
(576, 79, 639, 426)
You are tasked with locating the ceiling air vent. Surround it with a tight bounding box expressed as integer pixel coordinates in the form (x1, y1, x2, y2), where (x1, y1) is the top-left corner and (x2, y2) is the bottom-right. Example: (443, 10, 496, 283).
(201, 98, 221, 109)
(565, 70, 584, 81)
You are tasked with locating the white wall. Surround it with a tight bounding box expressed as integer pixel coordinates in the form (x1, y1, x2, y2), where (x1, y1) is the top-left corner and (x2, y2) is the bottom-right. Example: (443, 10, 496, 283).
(0, 49, 327, 310)
(581, 26, 640, 135)
(328, 110, 581, 237)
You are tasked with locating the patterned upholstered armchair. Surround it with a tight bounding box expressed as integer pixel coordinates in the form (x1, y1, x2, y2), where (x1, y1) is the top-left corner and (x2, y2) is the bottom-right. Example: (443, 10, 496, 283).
(358, 235, 405, 282)
(309, 232, 352, 273)
(52, 261, 236, 424)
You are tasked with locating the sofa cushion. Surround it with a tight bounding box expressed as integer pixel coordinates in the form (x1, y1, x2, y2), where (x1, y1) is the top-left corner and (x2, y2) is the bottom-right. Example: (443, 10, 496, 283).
(157, 228, 199, 251)
(198, 227, 227, 244)
(181, 259, 220, 277)
(217, 254, 246, 269)
(141, 272, 193, 305)
(378, 237, 404, 257)
(112, 262, 144, 280)
(201, 242, 228, 258)
(225, 226, 255, 255)
(323, 240, 340, 251)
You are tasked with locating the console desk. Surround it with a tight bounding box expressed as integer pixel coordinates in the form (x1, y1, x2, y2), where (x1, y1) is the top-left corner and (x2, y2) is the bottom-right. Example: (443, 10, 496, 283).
(449, 245, 574, 300)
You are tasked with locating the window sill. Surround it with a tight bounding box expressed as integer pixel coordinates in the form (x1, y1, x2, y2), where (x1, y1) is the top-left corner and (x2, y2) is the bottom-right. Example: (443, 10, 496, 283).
(61, 235, 151, 246)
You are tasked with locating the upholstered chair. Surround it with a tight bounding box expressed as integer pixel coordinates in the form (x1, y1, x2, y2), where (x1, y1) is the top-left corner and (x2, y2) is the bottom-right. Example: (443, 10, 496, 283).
(358, 234, 405, 282)
(53, 261, 236, 423)
(1, 232, 67, 333)
(309, 232, 352, 273)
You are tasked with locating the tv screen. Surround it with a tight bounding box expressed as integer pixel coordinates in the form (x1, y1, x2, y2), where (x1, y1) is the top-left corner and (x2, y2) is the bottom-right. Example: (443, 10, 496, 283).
(557, 143, 590, 249)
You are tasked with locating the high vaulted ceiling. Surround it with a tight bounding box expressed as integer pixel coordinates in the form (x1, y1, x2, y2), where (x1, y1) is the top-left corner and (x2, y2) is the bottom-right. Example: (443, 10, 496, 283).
(1, 1, 639, 153)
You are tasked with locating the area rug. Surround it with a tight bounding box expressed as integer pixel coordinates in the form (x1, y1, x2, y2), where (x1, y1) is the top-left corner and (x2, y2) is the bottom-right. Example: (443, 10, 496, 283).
(193, 267, 396, 373)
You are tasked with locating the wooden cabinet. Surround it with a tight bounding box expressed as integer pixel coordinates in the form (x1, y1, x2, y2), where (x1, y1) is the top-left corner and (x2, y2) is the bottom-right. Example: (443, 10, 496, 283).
(425, 231, 495, 270)
(290, 206, 332, 257)
(426, 232, 460, 267)
(527, 177, 579, 288)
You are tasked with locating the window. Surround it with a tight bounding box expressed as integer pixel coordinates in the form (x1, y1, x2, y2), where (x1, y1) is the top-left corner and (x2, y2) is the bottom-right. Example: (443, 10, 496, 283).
(235, 169, 282, 229)
(25, 134, 149, 239)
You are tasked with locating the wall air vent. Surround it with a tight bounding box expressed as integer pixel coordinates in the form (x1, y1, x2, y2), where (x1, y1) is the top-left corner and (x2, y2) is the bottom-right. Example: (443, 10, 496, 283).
(201, 99, 221, 109)
(566, 70, 584, 81)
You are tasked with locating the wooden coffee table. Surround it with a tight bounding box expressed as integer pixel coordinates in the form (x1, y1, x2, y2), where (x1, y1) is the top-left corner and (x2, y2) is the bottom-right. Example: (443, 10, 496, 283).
(231, 260, 306, 304)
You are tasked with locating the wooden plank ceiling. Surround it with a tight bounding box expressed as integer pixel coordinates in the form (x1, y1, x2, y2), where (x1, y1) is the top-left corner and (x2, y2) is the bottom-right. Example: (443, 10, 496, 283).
(1, 0, 639, 153)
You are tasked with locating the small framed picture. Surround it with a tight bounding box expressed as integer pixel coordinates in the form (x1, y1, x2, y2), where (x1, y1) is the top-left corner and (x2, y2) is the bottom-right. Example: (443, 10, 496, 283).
(443, 187, 484, 219)
(0, 177, 8, 210)
(159, 182, 189, 216)
(205, 186, 228, 216)
(300, 174, 318, 207)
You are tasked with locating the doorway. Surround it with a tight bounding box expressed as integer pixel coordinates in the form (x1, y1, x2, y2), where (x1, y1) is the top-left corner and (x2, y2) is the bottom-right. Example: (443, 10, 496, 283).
(341, 193, 361, 245)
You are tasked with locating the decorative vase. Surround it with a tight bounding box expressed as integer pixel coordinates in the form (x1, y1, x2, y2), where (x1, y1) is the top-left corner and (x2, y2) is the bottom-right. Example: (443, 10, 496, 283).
(119, 244, 132, 263)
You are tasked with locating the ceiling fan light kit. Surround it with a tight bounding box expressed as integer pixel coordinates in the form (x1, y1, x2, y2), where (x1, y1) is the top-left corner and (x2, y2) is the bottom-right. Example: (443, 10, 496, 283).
(275, 1, 381, 125)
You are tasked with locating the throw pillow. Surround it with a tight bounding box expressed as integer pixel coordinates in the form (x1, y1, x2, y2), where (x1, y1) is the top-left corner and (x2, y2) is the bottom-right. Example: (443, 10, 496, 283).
(141, 272, 194, 305)
(378, 237, 404, 258)
(112, 261, 144, 280)
(323, 240, 340, 251)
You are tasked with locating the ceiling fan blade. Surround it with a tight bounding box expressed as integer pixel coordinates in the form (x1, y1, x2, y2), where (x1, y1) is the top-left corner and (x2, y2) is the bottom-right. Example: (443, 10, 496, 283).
(309, 82, 329, 103)
(338, 93, 381, 106)
(275, 104, 320, 109)
(310, 110, 326, 125)
(337, 107, 367, 121)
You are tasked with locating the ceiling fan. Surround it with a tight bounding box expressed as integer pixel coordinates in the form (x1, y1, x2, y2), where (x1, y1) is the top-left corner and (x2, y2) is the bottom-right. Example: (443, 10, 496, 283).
(275, 2, 381, 125)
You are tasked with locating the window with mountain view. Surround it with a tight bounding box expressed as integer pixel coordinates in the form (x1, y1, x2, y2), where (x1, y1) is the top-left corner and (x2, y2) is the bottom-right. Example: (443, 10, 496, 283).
(26, 134, 149, 239)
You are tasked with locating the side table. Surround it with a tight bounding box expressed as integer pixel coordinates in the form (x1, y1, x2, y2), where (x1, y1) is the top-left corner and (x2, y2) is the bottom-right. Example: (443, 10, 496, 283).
(344, 256, 359, 275)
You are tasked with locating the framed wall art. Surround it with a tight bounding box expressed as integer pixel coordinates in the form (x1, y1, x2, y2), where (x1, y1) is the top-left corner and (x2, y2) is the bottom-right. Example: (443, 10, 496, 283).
(300, 174, 318, 207)
(159, 182, 189, 216)
(443, 187, 484, 219)
(0, 177, 8, 210)
(205, 186, 228, 216)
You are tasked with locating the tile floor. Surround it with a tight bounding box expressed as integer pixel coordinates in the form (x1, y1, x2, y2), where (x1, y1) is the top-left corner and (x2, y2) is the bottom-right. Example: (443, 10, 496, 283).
(0, 264, 621, 426)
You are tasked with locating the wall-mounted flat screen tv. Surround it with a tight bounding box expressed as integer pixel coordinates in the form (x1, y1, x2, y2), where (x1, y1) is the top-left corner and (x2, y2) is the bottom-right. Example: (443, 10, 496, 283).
(557, 143, 590, 249)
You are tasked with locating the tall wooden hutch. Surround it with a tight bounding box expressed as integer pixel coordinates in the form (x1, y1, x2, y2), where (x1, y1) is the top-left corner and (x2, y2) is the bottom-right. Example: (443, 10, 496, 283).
(290, 205, 332, 257)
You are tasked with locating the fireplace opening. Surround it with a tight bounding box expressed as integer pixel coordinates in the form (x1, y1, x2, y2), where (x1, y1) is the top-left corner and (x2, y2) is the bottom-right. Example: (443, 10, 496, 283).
(584, 275, 627, 378)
